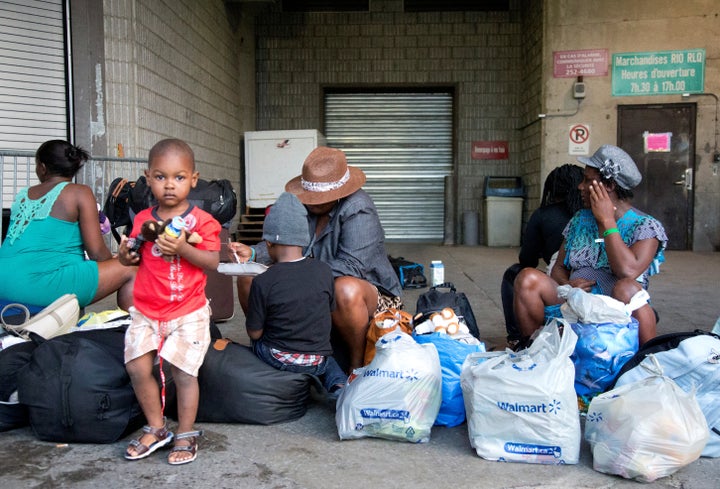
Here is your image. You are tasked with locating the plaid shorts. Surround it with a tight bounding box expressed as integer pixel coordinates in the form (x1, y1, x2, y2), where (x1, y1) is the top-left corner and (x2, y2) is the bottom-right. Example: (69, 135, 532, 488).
(271, 348, 325, 366)
(124, 302, 212, 377)
(375, 288, 403, 315)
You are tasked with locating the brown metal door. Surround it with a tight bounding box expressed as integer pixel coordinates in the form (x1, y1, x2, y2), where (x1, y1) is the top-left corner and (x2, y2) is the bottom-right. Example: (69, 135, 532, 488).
(617, 104, 695, 250)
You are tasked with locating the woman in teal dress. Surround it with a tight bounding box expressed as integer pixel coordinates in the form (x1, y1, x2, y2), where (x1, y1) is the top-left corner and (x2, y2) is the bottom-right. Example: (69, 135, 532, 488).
(0, 140, 136, 310)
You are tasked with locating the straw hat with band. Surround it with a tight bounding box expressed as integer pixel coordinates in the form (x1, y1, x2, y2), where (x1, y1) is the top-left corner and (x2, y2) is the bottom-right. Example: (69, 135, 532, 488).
(285, 147, 366, 205)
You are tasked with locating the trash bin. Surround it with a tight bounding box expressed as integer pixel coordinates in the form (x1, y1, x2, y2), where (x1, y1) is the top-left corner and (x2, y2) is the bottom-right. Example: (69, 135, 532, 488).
(462, 210, 479, 246)
(483, 177, 524, 247)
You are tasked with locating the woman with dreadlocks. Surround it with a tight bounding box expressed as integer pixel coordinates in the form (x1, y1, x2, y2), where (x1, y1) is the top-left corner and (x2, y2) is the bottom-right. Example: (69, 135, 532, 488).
(501, 164, 584, 347)
(514, 145, 667, 347)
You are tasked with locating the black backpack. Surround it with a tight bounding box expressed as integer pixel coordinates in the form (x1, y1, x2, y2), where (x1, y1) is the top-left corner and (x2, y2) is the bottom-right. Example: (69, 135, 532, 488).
(104, 176, 238, 243)
(103, 177, 136, 243)
(388, 255, 427, 289)
(415, 282, 480, 339)
(129, 176, 237, 227)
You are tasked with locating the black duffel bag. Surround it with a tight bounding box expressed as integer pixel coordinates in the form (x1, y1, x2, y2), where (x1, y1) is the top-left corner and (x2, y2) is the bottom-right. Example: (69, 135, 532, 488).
(0, 340, 37, 432)
(196, 339, 320, 425)
(17, 327, 145, 443)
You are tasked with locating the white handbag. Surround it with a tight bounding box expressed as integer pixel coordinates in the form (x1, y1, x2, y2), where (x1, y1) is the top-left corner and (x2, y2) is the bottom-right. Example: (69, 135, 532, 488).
(1, 294, 80, 340)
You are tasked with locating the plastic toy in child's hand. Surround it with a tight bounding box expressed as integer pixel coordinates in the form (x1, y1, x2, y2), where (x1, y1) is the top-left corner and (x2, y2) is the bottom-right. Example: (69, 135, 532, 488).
(126, 235, 146, 254)
(127, 217, 202, 254)
(145, 217, 202, 244)
(97, 203, 111, 235)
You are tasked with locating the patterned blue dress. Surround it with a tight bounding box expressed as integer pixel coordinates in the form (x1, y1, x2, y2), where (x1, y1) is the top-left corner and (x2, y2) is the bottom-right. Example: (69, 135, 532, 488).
(561, 208, 668, 295)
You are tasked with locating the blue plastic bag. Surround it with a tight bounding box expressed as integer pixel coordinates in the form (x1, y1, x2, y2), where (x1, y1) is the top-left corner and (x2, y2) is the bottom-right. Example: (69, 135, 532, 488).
(570, 318, 639, 397)
(413, 332, 484, 427)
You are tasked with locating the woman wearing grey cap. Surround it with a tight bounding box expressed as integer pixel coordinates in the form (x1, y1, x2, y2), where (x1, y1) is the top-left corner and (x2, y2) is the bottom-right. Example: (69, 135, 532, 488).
(513, 144, 668, 347)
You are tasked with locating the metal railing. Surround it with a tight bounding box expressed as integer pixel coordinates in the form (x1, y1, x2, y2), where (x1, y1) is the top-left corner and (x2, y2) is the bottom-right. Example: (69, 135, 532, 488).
(1, 150, 36, 209)
(1, 151, 147, 248)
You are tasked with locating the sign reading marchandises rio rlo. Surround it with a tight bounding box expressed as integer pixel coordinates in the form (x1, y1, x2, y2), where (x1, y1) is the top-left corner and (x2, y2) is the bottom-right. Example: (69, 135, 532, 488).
(612, 49, 705, 97)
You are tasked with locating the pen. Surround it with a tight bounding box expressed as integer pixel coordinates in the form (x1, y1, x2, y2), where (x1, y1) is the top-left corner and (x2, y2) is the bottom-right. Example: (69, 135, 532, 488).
(228, 237, 241, 263)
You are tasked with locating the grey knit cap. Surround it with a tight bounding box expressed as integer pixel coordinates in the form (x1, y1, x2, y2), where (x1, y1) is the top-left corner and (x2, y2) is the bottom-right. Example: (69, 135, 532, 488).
(577, 144, 642, 190)
(262, 192, 311, 247)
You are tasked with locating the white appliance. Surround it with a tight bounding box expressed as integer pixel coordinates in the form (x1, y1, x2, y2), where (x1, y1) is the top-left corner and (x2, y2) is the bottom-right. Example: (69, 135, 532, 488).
(244, 129, 326, 208)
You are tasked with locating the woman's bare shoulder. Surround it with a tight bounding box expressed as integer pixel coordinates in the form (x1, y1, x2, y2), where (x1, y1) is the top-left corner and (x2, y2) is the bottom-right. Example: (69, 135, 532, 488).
(61, 182, 96, 200)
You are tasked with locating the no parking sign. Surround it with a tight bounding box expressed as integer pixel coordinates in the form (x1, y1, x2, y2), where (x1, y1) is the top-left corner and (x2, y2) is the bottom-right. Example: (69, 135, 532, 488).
(569, 123, 590, 155)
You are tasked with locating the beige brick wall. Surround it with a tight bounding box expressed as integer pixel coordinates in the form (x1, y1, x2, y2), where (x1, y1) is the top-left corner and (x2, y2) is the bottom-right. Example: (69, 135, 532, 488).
(518, 0, 544, 217)
(103, 0, 252, 184)
(543, 0, 720, 251)
(255, 1, 529, 243)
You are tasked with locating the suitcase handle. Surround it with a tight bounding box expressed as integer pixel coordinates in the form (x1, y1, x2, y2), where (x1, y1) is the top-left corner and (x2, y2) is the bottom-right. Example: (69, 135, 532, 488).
(430, 282, 456, 292)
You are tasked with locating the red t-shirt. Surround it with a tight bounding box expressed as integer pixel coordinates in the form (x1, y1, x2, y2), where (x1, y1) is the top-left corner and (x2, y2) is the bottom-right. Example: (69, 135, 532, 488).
(130, 205, 221, 321)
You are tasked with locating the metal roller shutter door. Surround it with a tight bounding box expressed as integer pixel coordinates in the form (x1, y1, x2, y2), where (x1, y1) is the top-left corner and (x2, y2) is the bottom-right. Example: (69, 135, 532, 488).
(324, 92, 452, 241)
(0, 0, 68, 151)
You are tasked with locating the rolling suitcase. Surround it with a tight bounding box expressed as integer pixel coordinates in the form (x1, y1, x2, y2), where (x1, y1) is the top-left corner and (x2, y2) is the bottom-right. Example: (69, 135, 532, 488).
(205, 228, 234, 322)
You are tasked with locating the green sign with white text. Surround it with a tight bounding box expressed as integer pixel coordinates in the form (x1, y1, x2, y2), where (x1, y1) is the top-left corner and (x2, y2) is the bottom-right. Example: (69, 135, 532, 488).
(612, 49, 705, 97)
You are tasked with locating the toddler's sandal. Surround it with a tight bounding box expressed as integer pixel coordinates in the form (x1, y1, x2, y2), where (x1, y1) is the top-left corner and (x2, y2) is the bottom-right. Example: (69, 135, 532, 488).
(125, 419, 174, 461)
(168, 430, 203, 465)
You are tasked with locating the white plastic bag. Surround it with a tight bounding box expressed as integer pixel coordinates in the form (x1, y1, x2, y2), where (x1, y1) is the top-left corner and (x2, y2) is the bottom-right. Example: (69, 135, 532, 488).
(336, 331, 442, 443)
(460, 319, 581, 464)
(585, 356, 709, 482)
(614, 332, 720, 458)
(557, 285, 648, 325)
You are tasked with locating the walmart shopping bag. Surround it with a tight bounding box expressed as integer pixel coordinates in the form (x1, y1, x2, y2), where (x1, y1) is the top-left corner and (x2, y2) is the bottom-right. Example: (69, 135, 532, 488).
(336, 331, 441, 443)
(460, 319, 580, 464)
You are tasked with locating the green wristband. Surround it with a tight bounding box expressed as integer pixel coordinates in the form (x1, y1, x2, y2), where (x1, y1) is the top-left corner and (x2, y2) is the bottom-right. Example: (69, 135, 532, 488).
(602, 227, 619, 237)
(250, 247, 256, 262)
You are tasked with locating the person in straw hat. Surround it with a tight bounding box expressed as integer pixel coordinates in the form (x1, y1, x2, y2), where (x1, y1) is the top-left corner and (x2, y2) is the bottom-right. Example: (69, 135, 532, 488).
(513, 144, 667, 348)
(231, 147, 402, 373)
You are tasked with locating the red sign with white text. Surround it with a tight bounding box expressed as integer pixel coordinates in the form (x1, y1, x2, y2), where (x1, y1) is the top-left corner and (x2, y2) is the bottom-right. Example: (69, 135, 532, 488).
(553, 49, 608, 78)
(472, 141, 509, 160)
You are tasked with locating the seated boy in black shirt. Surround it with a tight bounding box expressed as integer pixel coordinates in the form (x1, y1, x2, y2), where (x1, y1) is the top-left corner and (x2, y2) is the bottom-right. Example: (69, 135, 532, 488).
(246, 192, 346, 398)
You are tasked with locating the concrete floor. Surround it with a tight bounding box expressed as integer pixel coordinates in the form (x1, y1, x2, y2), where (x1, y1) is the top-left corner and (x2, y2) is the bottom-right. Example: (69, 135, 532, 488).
(2, 245, 719, 488)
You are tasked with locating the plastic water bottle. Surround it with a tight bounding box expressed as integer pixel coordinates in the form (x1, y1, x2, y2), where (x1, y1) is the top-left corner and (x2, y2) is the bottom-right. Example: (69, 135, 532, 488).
(430, 260, 444, 286)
